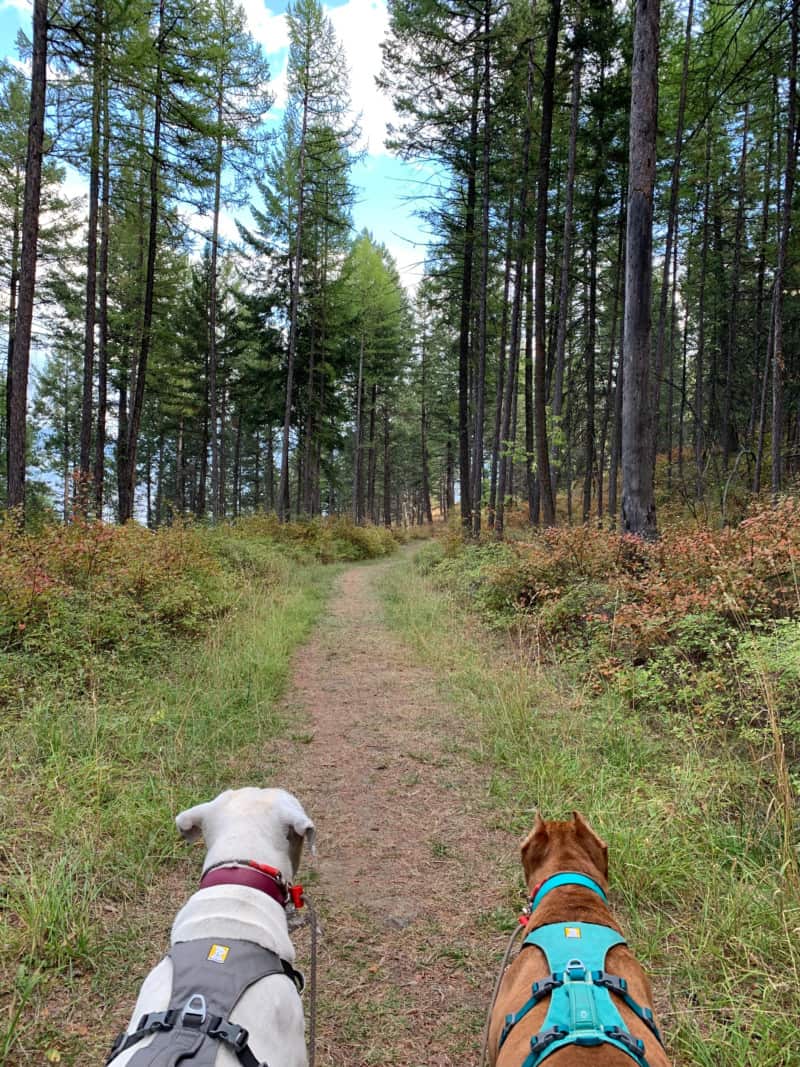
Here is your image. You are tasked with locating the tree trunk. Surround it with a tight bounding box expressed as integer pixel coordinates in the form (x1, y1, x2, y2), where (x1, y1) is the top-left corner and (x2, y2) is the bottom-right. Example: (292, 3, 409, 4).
(488, 191, 514, 528)
(550, 18, 582, 490)
(279, 72, 311, 521)
(695, 132, 711, 500)
(120, 0, 165, 522)
(458, 35, 480, 532)
(78, 6, 103, 514)
(721, 102, 749, 469)
(94, 42, 110, 517)
(621, 0, 660, 539)
(652, 0, 692, 473)
(368, 382, 378, 522)
(383, 404, 391, 527)
(352, 334, 364, 523)
(6, 0, 48, 514)
(533, 0, 561, 527)
(470, 0, 492, 538)
(4, 163, 21, 478)
(772, 0, 798, 498)
(209, 77, 225, 520)
(495, 46, 535, 539)
(524, 250, 536, 524)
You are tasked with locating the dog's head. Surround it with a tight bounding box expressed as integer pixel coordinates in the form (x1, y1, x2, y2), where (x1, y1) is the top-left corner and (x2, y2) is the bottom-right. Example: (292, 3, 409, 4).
(520, 811, 608, 891)
(175, 787, 315, 880)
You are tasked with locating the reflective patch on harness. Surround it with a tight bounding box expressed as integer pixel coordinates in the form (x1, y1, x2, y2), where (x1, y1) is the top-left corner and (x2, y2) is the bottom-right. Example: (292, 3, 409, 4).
(564, 927, 581, 939)
(207, 944, 229, 964)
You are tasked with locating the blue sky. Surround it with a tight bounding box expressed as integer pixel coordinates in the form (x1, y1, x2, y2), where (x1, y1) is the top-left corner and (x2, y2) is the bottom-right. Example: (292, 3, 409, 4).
(0, 0, 431, 290)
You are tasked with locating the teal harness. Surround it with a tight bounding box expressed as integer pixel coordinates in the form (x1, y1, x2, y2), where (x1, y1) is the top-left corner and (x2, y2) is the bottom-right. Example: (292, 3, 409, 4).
(498, 873, 664, 1066)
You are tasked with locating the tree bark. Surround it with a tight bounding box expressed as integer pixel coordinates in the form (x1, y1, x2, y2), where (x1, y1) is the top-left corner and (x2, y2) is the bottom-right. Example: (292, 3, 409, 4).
(550, 17, 582, 491)
(621, 0, 660, 539)
(470, 0, 492, 537)
(78, 6, 103, 514)
(495, 46, 535, 540)
(119, 0, 165, 522)
(772, 0, 798, 498)
(94, 40, 110, 517)
(533, 0, 561, 527)
(458, 37, 480, 532)
(7, 0, 48, 514)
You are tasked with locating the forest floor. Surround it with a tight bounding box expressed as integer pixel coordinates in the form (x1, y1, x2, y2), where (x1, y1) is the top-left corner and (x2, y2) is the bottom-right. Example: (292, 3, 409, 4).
(277, 550, 518, 1066)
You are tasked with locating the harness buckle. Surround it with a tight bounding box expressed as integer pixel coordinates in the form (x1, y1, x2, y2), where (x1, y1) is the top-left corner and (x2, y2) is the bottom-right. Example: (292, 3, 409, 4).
(605, 1027, 646, 1060)
(529, 1026, 567, 1056)
(181, 994, 207, 1028)
(208, 1018, 250, 1052)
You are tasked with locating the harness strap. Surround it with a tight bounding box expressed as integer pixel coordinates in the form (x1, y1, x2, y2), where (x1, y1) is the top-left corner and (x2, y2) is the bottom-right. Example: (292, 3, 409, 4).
(499, 969, 660, 1056)
(591, 971, 663, 1045)
(519, 1024, 648, 1067)
(106, 1007, 267, 1067)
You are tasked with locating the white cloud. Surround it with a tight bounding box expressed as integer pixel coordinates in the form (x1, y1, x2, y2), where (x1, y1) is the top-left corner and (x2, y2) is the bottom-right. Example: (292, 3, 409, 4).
(240, 0, 289, 54)
(0, 0, 31, 16)
(327, 0, 396, 156)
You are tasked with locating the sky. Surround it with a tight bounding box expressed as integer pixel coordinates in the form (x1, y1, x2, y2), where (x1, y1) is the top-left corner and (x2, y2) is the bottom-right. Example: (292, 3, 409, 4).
(0, 0, 433, 292)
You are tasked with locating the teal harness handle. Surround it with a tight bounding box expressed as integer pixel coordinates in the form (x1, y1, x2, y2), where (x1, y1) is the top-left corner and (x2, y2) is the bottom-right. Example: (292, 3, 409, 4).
(498, 874, 665, 1067)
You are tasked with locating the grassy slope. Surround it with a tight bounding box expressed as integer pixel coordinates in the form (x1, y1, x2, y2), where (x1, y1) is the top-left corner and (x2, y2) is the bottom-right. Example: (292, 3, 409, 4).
(379, 552, 799, 1067)
(0, 528, 352, 1065)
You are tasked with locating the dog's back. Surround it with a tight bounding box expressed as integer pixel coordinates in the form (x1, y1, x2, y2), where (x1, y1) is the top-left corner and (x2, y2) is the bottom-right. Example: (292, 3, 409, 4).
(488, 814, 670, 1067)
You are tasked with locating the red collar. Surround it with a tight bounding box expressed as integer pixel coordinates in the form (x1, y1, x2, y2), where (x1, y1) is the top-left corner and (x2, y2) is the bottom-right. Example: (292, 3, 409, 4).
(199, 860, 305, 910)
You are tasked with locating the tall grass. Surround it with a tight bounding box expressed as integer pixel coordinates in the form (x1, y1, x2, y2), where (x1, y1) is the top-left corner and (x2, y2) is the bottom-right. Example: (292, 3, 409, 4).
(0, 521, 365, 1064)
(379, 554, 800, 1067)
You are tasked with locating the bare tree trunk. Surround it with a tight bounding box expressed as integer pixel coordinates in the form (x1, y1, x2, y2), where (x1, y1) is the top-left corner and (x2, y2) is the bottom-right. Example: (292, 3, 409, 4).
(722, 101, 749, 469)
(495, 45, 535, 540)
(621, 0, 660, 539)
(695, 132, 711, 500)
(470, 0, 492, 537)
(279, 74, 311, 521)
(7, 0, 48, 514)
(550, 18, 582, 490)
(352, 334, 364, 523)
(598, 192, 625, 521)
(368, 382, 377, 522)
(458, 36, 480, 532)
(209, 77, 225, 520)
(383, 404, 391, 527)
(488, 191, 514, 529)
(94, 44, 110, 517)
(4, 164, 21, 479)
(524, 250, 536, 523)
(120, 0, 165, 522)
(652, 0, 692, 472)
(78, 7, 103, 514)
(533, 0, 561, 527)
(772, 0, 798, 498)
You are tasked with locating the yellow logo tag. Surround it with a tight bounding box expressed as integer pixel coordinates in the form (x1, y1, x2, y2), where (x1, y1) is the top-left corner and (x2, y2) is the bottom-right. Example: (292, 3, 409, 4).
(208, 944, 230, 964)
(564, 927, 582, 939)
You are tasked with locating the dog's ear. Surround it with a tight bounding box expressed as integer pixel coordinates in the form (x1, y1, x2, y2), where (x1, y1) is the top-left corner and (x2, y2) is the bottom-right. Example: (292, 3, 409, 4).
(520, 812, 549, 880)
(572, 811, 608, 878)
(175, 799, 215, 843)
(278, 792, 316, 858)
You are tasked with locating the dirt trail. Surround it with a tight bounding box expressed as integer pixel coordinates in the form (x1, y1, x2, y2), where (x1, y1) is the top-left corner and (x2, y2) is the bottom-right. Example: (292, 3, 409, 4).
(278, 554, 517, 1067)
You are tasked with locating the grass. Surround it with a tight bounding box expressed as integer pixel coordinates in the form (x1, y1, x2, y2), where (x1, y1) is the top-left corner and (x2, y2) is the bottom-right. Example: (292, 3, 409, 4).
(0, 522, 359, 1065)
(378, 552, 800, 1067)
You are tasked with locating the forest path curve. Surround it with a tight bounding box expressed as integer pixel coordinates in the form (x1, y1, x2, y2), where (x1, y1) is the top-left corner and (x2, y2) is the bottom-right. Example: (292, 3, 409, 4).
(277, 550, 516, 1067)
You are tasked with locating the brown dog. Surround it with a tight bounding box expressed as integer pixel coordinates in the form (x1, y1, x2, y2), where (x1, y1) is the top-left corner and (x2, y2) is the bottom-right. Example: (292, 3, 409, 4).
(488, 813, 671, 1067)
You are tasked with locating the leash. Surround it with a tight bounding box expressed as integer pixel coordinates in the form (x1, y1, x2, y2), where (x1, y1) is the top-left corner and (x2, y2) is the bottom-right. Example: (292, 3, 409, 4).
(479, 920, 528, 1067)
(306, 897, 319, 1067)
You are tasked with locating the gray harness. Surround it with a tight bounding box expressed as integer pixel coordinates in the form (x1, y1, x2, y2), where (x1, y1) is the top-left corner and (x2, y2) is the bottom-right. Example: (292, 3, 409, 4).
(106, 938, 304, 1067)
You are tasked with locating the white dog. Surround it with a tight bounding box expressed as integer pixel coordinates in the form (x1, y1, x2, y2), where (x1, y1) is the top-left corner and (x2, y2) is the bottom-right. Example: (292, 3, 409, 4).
(106, 788, 315, 1067)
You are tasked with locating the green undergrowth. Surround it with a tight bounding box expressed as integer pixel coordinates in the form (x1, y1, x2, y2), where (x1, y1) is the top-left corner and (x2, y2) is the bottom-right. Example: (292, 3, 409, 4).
(0, 515, 395, 1064)
(379, 551, 800, 1067)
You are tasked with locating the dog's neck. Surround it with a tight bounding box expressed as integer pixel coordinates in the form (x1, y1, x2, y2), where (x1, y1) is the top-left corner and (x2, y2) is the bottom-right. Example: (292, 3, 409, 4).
(201, 832, 295, 887)
(524, 861, 616, 930)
